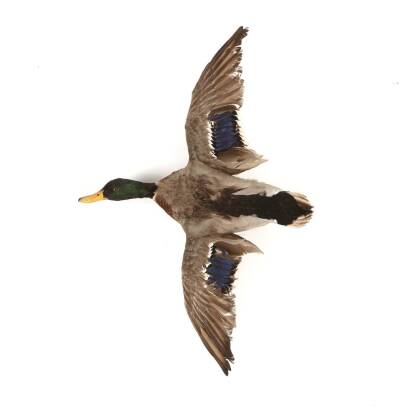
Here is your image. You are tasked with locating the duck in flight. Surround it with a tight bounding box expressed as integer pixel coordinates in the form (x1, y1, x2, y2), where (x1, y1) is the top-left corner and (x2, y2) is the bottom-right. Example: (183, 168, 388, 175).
(79, 27, 313, 375)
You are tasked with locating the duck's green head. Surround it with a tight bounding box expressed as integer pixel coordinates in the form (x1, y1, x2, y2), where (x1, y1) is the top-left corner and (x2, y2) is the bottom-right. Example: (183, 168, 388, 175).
(79, 178, 157, 203)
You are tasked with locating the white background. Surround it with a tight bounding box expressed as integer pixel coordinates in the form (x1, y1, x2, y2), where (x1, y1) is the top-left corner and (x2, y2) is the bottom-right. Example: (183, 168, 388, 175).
(1, 1, 409, 409)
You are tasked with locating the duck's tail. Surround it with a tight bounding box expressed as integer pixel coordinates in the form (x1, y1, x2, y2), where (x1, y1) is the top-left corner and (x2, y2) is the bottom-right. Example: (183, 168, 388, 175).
(219, 190, 313, 227)
(286, 192, 313, 227)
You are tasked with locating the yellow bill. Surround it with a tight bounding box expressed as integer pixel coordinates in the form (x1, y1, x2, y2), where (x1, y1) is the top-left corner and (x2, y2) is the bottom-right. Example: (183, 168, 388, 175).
(78, 190, 105, 203)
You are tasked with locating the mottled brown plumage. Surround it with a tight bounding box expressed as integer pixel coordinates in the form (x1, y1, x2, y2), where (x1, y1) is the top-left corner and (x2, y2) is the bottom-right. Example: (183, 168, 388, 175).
(152, 27, 313, 374)
(80, 26, 313, 375)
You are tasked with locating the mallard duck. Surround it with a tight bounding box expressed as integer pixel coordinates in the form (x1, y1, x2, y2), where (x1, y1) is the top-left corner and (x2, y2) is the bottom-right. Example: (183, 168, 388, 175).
(79, 26, 313, 375)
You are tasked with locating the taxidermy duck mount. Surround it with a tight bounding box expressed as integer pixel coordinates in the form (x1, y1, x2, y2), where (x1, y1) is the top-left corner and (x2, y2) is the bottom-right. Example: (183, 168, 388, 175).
(79, 27, 313, 375)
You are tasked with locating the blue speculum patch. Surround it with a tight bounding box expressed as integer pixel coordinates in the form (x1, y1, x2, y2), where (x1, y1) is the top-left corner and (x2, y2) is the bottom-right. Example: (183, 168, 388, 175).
(206, 247, 238, 292)
(209, 111, 244, 153)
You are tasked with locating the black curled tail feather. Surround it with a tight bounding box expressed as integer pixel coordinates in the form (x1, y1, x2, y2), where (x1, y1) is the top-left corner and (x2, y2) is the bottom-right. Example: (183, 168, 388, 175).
(217, 190, 313, 226)
(287, 192, 313, 227)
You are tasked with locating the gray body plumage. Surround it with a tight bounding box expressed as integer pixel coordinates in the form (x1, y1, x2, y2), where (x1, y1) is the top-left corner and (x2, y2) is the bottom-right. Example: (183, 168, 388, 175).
(155, 160, 277, 237)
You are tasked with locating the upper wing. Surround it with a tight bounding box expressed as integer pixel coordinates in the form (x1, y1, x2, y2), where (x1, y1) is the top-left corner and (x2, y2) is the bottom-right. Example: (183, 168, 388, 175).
(185, 27, 265, 175)
(182, 233, 261, 375)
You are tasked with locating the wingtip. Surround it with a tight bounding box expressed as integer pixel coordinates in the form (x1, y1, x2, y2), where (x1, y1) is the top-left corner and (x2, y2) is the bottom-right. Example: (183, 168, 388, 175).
(220, 358, 233, 376)
(231, 26, 249, 41)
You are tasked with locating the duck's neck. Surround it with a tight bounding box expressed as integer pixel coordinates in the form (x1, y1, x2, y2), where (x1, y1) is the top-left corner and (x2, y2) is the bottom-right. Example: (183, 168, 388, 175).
(135, 181, 157, 199)
(110, 179, 157, 200)
(127, 181, 157, 199)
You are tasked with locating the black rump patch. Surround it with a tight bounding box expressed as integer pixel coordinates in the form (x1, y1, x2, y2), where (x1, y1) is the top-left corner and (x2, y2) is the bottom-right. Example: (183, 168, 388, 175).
(215, 190, 313, 226)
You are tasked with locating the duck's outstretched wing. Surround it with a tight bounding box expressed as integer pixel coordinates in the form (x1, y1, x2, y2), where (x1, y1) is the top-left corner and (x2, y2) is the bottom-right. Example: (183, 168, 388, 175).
(182, 233, 261, 375)
(185, 27, 265, 175)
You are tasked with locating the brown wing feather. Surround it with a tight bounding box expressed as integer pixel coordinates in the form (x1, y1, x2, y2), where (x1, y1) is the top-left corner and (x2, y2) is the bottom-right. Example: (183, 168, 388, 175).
(185, 27, 265, 174)
(182, 234, 261, 375)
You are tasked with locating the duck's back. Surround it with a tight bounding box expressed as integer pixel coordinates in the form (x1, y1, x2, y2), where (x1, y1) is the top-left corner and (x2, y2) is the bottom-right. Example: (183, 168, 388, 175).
(154, 161, 312, 237)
